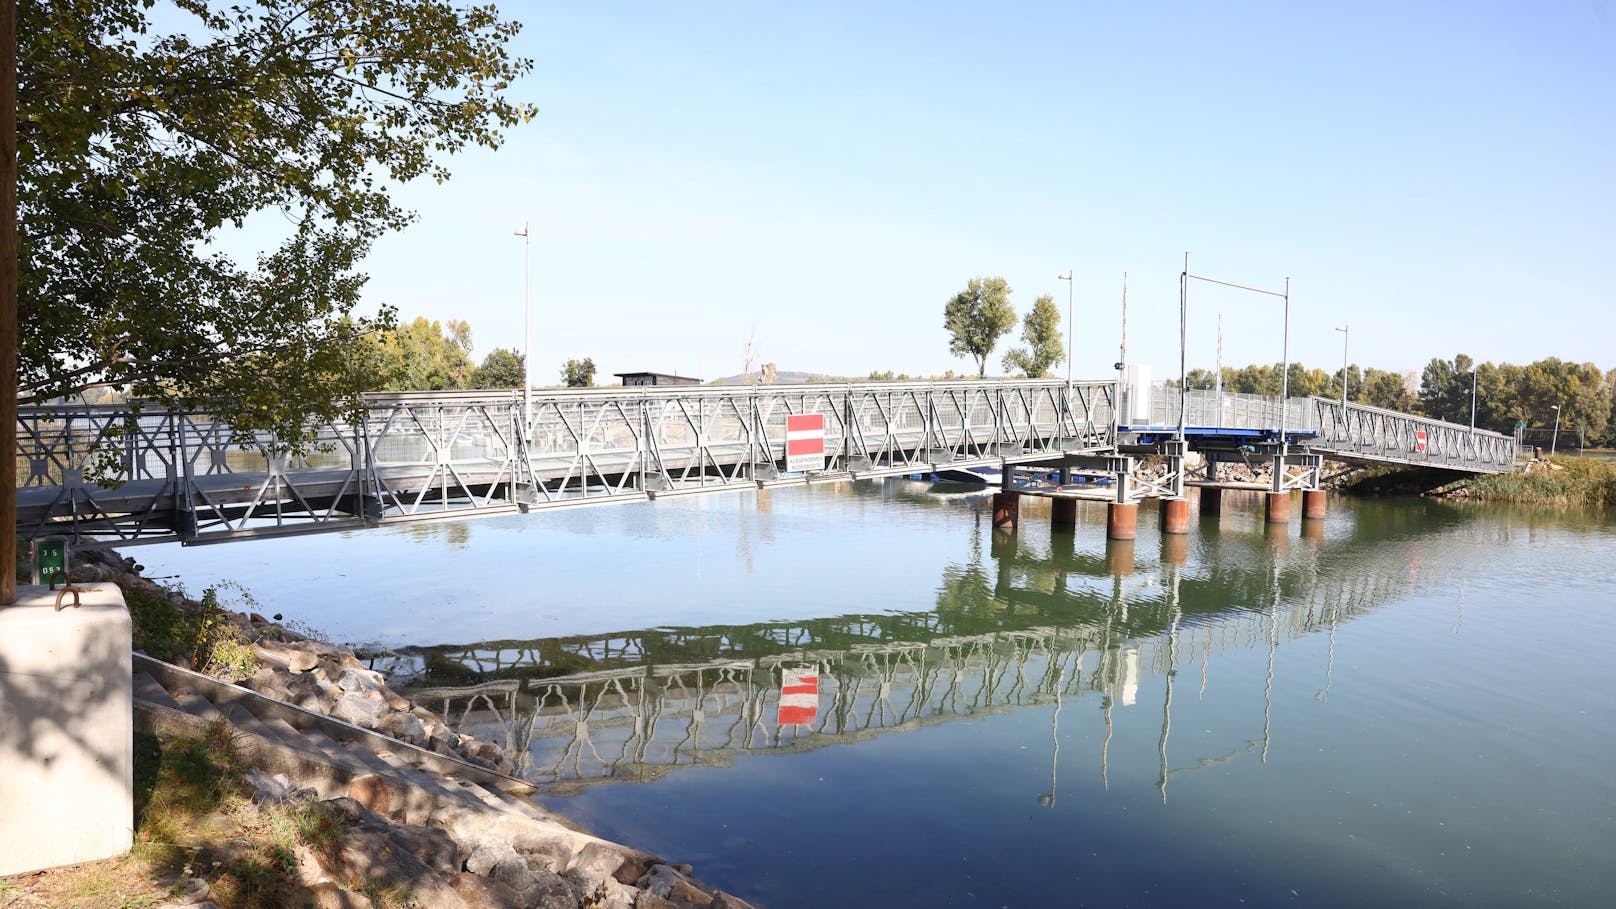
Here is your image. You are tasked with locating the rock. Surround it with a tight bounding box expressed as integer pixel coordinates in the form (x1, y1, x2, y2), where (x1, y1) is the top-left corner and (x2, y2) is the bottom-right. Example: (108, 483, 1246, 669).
(465, 839, 578, 907)
(249, 612, 269, 624)
(380, 711, 429, 747)
(331, 692, 389, 728)
(566, 842, 631, 889)
(386, 822, 463, 875)
(346, 774, 392, 814)
(710, 893, 761, 909)
(172, 875, 211, 904)
(639, 866, 712, 909)
(570, 876, 638, 909)
(337, 667, 383, 693)
(519, 839, 574, 875)
(334, 828, 440, 891)
(384, 690, 413, 712)
(292, 883, 375, 909)
(254, 641, 319, 673)
(634, 893, 680, 909)
(450, 872, 528, 909)
(463, 740, 512, 772)
(293, 844, 329, 887)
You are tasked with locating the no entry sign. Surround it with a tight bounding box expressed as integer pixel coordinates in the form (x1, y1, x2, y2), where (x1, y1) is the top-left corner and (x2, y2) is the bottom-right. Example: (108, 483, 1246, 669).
(1415, 429, 1428, 453)
(778, 667, 819, 726)
(785, 413, 826, 472)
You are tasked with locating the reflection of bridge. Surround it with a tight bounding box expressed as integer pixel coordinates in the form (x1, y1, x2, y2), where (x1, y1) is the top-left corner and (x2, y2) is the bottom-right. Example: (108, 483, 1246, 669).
(391, 509, 1455, 794)
(17, 376, 1515, 545)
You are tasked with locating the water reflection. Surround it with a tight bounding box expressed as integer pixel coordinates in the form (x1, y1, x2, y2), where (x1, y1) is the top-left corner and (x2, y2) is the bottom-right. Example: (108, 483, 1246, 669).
(391, 488, 1474, 797)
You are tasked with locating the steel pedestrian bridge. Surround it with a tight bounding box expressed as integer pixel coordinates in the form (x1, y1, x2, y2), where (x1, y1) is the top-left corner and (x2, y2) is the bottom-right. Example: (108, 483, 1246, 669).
(15, 378, 1517, 546)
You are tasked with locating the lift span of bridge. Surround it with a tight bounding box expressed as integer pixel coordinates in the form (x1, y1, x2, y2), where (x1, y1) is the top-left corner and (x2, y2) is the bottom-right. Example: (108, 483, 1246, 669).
(15, 378, 1517, 546)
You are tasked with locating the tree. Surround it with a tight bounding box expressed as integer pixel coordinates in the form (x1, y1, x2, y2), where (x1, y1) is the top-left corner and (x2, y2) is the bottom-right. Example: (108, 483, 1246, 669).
(17, 1, 532, 449)
(1002, 295, 1065, 378)
(470, 348, 526, 389)
(1418, 354, 1476, 423)
(944, 277, 1016, 378)
(562, 358, 596, 388)
(376, 317, 473, 391)
(1360, 368, 1415, 411)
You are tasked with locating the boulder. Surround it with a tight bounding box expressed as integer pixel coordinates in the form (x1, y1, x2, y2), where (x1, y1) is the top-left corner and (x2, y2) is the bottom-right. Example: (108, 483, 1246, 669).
(291, 883, 375, 909)
(450, 872, 528, 909)
(331, 692, 390, 728)
(346, 774, 392, 815)
(639, 865, 713, 909)
(380, 711, 429, 747)
(253, 641, 319, 673)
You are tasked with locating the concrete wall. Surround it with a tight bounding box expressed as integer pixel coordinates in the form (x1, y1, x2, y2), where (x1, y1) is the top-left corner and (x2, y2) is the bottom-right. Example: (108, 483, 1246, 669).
(0, 584, 132, 876)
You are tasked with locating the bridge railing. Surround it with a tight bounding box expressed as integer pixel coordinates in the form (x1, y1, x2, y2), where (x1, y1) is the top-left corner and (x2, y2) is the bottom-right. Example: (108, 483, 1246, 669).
(1304, 398, 1517, 472)
(1143, 387, 1311, 433)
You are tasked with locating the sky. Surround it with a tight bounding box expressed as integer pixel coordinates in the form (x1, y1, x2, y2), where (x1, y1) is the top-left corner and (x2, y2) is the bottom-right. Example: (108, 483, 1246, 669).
(336, 0, 1613, 384)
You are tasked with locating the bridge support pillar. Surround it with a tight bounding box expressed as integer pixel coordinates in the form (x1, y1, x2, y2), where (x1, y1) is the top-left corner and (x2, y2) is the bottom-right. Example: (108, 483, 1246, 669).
(1106, 502, 1138, 540)
(1107, 538, 1135, 576)
(1051, 496, 1078, 529)
(1159, 497, 1190, 535)
(1161, 532, 1187, 566)
(992, 492, 1020, 529)
(1199, 486, 1222, 516)
(1265, 491, 1291, 523)
(1302, 489, 1327, 520)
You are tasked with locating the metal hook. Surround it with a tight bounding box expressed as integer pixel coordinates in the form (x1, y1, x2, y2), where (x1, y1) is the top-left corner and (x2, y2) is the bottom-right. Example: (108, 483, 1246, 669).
(49, 570, 84, 611)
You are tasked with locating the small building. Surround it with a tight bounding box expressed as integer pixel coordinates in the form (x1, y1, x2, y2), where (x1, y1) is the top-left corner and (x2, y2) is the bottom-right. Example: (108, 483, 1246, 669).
(615, 371, 703, 387)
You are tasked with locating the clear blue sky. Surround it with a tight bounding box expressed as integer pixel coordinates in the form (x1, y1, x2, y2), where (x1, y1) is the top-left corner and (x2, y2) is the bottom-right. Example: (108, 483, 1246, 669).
(352, 0, 1613, 384)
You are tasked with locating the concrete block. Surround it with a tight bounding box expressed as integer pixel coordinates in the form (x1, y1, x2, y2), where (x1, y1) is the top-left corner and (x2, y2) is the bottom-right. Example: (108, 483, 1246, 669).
(0, 584, 133, 875)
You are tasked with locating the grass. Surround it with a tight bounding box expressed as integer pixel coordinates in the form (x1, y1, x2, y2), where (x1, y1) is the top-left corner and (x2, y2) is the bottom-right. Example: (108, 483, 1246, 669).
(1459, 456, 1616, 507)
(7, 724, 356, 909)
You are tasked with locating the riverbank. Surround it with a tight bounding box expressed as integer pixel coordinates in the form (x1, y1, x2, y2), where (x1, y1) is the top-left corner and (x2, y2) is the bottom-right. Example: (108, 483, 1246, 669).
(3, 548, 759, 909)
(1443, 455, 1616, 507)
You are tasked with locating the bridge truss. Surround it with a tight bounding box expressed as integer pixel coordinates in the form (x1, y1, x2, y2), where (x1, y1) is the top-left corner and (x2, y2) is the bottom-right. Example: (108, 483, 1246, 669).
(16, 379, 1116, 545)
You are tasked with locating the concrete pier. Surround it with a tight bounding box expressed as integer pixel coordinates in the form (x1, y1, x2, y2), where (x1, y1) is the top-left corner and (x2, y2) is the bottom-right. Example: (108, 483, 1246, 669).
(1161, 532, 1188, 566)
(992, 491, 1019, 529)
(1302, 489, 1327, 520)
(1264, 491, 1291, 523)
(1106, 538, 1135, 576)
(1106, 502, 1138, 540)
(1199, 486, 1223, 516)
(1160, 497, 1190, 535)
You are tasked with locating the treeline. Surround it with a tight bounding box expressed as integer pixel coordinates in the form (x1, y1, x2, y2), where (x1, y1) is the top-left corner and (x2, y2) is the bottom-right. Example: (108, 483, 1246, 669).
(363, 317, 596, 391)
(1180, 354, 1613, 446)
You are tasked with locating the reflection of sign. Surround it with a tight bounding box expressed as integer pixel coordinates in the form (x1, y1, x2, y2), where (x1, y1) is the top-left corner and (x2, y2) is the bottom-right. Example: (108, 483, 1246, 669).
(785, 413, 826, 472)
(778, 667, 819, 726)
(1415, 430, 1428, 453)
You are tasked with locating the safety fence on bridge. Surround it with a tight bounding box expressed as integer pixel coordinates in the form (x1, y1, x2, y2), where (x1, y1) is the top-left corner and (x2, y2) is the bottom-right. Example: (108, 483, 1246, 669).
(14, 379, 1116, 544)
(1138, 387, 1518, 473)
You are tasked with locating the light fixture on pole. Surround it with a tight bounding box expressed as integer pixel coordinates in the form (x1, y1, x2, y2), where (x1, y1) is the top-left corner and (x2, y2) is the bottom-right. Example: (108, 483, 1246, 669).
(1057, 270, 1073, 392)
(1550, 404, 1561, 458)
(1469, 367, 1478, 432)
(514, 222, 531, 430)
(1334, 325, 1349, 409)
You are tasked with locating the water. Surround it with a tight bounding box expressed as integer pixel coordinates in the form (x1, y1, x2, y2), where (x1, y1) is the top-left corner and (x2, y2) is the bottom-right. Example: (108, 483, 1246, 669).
(136, 481, 1616, 908)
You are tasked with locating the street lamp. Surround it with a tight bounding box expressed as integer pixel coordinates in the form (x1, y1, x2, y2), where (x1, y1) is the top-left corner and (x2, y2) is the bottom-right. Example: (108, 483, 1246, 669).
(1057, 270, 1073, 392)
(1469, 368, 1478, 431)
(1550, 404, 1562, 458)
(514, 222, 532, 430)
(1334, 325, 1349, 409)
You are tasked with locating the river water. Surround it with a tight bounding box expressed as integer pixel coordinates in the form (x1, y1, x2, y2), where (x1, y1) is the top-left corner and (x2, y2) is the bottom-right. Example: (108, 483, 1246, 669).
(137, 481, 1616, 908)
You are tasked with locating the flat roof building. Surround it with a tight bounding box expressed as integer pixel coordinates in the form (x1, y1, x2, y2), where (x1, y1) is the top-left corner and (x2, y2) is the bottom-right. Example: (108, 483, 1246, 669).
(615, 372, 703, 387)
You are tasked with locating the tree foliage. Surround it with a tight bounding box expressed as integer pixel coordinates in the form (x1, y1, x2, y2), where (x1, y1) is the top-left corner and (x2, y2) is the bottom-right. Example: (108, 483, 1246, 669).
(562, 358, 597, 388)
(943, 277, 1016, 378)
(471, 348, 526, 389)
(374, 317, 473, 391)
(18, 0, 532, 448)
(1002, 294, 1065, 379)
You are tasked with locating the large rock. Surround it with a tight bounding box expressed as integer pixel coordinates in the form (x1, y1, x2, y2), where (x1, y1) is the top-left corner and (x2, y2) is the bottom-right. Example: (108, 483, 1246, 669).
(254, 641, 319, 673)
(291, 883, 375, 909)
(380, 711, 429, 747)
(331, 692, 390, 728)
(449, 871, 528, 909)
(639, 865, 714, 909)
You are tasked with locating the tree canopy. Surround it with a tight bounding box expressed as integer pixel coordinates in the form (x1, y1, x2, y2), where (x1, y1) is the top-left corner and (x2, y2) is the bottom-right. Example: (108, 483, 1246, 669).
(944, 277, 1016, 378)
(1002, 294, 1064, 379)
(375, 318, 473, 391)
(18, 0, 532, 448)
(562, 357, 596, 388)
(471, 348, 526, 389)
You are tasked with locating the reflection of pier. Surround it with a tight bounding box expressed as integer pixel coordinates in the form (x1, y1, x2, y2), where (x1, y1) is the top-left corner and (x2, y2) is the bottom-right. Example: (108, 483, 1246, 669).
(397, 505, 1454, 793)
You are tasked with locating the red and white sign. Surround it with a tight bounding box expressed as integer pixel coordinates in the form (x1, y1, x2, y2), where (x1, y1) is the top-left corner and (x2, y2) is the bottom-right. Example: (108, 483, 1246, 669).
(778, 667, 819, 726)
(1415, 430, 1428, 453)
(785, 413, 826, 473)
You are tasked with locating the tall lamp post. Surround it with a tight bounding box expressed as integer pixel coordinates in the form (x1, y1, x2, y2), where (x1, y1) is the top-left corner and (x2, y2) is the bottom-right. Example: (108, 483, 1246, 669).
(1549, 404, 1561, 458)
(514, 222, 532, 430)
(1469, 368, 1478, 431)
(1057, 270, 1073, 392)
(1334, 325, 1349, 409)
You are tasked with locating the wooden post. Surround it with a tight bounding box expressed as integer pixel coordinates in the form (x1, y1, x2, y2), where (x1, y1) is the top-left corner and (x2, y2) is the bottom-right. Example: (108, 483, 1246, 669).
(2, 0, 18, 605)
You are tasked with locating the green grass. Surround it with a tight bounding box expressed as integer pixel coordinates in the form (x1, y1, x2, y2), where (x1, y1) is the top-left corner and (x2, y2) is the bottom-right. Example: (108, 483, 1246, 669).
(1461, 456, 1616, 507)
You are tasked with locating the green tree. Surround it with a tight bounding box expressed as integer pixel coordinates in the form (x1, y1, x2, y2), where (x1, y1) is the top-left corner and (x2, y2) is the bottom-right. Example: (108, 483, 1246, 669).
(1002, 295, 1065, 378)
(1360, 368, 1415, 411)
(17, 0, 531, 448)
(944, 277, 1017, 378)
(1184, 368, 1219, 390)
(376, 317, 474, 391)
(1418, 354, 1476, 422)
(562, 358, 597, 388)
(470, 348, 526, 389)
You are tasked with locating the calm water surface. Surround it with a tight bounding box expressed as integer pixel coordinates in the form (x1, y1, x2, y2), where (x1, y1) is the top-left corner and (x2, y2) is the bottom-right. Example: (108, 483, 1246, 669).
(139, 481, 1616, 908)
